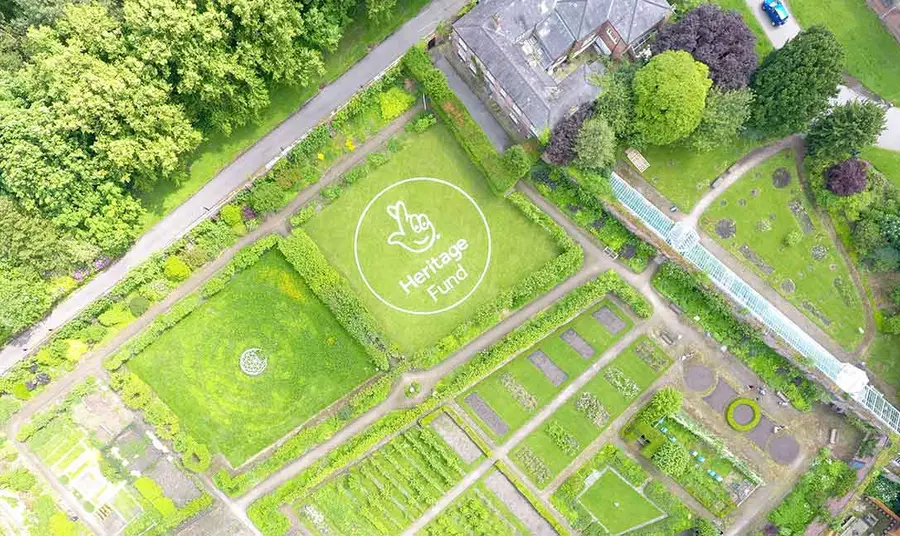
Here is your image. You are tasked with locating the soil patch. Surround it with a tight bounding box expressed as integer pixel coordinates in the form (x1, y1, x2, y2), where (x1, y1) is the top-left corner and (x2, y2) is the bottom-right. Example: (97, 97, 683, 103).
(769, 434, 800, 465)
(739, 244, 775, 275)
(684, 364, 716, 393)
(772, 168, 791, 188)
(528, 350, 569, 386)
(149, 458, 202, 507)
(715, 219, 736, 239)
(464, 393, 509, 436)
(703, 380, 739, 413)
(484, 471, 556, 536)
(781, 279, 796, 294)
(561, 329, 595, 359)
(802, 301, 832, 326)
(593, 307, 626, 334)
(731, 404, 756, 426)
(788, 199, 815, 233)
(430, 413, 482, 464)
(619, 244, 636, 259)
(747, 414, 776, 449)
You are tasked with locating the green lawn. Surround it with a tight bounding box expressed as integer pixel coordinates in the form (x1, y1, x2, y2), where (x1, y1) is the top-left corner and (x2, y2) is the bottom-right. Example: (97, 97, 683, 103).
(129, 250, 376, 466)
(512, 337, 670, 488)
(636, 136, 763, 211)
(869, 331, 900, 397)
(136, 0, 431, 230)
(701, 149, 865, 349)
(710, 0, 775, 58)
(303, 124, 561, 352)
(789, 0, 900, 106)
(863, 146, 900, 189)
(580, 470, 663, 534)
(459, 301, 633, 442)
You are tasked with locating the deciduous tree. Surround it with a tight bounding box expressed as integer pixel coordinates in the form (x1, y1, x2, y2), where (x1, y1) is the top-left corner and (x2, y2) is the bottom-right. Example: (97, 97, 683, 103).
(633, 50, 712, 145)
(749, 26, 843, 136)
(689, 87, 753, 151)
(826, 158, 868, 196)
(544, 103, 592, 165)
(652, 441, 690, 477)
(574, 116, 616, 171)
(651, 4, 758, 90)
(806, 101, 886, 161)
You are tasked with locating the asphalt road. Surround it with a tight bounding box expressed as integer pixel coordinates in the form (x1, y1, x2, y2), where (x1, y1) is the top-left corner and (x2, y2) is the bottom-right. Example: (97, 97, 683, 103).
(744, 0, 900, 150)
(0, 0, 468, 373)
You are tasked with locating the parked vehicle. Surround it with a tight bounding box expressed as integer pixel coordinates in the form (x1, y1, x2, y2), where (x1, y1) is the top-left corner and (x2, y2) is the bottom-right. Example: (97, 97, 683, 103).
(762, 0, 790, 26)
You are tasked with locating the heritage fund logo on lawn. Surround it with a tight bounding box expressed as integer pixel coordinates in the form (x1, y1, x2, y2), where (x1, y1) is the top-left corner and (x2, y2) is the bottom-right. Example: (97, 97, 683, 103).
(354, 177, 491, 315)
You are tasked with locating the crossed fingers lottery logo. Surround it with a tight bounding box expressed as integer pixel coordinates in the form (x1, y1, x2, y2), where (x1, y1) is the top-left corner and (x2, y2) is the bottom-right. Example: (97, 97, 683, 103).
(354, 178, 492, 315)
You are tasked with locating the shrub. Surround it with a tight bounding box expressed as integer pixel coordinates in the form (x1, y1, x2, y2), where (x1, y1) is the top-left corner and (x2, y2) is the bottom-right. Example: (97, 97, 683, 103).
(826, 158, 868, 196)
(411, 112, 436, 133)
(248, 181, 284, 214)
(379, 87, 415, 120)
(652, 441, 690, 477)
(784, 230, 803, 247)
(220, 204, 243, 226)
(725, 398, 761, 431)
(128, 296, 151, 317)
(883, 315, 900, 335)
(574, 116, 616, 171)
(163, 256, 191, 282)
(502, 145, 531, 179)
(636, 387, 683, 426)
(181, 440, 211, 473)
(544, 103, 592, 165)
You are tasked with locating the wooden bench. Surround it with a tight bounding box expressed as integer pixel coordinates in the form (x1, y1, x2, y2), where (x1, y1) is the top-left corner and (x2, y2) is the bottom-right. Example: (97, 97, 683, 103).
(625, 148, 650, 173)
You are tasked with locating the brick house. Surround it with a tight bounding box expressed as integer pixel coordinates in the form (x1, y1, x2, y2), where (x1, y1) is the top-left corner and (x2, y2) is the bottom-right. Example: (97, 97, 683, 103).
(452, 0, 672, 136)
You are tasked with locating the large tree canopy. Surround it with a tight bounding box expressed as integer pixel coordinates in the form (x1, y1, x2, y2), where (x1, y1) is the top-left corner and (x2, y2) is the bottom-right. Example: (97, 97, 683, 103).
(749, 26, 844, 137)
(689, 87, 753, 151)
(806, 100, 886, 161)
(651, 4, 757, 90)
(574, 116, 616, 172)
(633, 50, 712, 146)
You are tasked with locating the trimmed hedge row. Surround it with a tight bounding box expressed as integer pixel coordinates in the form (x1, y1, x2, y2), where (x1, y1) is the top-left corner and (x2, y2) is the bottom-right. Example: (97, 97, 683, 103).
(652, 261, 828, 411)
(278, 230, 396, 371)
(402, 46, 516, 194)
(248, 270, 651, 535)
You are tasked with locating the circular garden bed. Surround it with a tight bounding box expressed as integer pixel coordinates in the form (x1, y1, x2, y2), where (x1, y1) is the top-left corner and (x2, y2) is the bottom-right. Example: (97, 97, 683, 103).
(726, 398, 761, 432)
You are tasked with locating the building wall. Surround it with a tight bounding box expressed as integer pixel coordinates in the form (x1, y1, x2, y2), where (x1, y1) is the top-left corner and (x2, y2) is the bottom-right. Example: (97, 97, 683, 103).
(451, 30, 537, 137)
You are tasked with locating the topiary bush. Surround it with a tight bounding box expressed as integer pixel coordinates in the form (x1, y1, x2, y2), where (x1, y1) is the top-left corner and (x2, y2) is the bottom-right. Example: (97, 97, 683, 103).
(220, 204, 243, 226)
(725, 397, 761, 431)
(163, 256, 191, 282)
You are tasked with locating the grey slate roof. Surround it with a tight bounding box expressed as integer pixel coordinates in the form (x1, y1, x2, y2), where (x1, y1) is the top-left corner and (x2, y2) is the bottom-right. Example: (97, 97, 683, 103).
(455, 0, 670, 132)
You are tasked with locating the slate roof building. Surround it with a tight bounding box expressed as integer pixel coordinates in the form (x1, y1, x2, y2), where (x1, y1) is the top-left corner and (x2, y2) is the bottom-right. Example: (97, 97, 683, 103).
(452, 0, 672, 135)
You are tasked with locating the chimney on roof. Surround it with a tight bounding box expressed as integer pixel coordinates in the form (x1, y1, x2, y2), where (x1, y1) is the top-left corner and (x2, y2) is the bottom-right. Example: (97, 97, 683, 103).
(491, 13, 501, 30)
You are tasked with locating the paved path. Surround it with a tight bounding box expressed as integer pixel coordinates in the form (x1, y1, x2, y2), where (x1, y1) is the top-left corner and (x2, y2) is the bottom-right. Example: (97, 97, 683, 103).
(434, 54, 511, 151)
(742, 0, 900, 150)
(0, 0, 468, 373)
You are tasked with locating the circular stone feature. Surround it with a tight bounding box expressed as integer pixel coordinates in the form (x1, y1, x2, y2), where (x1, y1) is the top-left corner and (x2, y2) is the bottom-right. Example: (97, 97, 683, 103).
(353, 177, 492, 315)
(715, 219, 736, 239)
(684, 364, 715, 392)
(750, 188, 759, 197)
(738, 198, 747, 206)
(239, 348, 267, 376)
(781, 279, 796, 293)
(772, 168, 791, 188)
(726, 398, 761, 432)
(769, 434, 800, 465)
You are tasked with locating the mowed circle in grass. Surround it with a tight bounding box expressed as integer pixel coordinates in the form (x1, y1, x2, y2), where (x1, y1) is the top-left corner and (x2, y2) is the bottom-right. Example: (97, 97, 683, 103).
(354, 177, 491, 315)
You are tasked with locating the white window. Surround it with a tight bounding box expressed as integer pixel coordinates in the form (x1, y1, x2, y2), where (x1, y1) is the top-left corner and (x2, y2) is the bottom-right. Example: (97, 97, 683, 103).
(606, 27, 619, 45)
(508, 111, 519, 125)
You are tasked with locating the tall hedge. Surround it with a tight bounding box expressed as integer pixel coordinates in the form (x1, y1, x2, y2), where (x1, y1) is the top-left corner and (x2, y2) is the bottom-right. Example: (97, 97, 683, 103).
(278, 230, 395, 371)
(402, 46, 516, 194)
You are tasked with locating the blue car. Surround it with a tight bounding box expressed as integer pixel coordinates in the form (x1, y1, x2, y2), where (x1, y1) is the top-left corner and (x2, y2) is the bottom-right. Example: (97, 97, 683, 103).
(762, 0, 790, 26)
